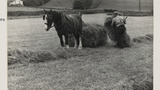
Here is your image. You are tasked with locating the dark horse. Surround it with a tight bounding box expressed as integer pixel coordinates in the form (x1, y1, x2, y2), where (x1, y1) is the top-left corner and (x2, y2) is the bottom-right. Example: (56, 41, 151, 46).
(43, 9, 83, 49)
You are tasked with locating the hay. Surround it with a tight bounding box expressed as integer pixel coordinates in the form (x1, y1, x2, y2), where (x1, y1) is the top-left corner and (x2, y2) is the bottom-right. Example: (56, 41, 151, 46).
(69, 23, 108, 47)
(104, 17, 131, 47)
(8, 48, 97, 65)
(8, 49, 56, 65)
(54, 47, 98, 59)
(132, 34, 153, 43)
(106, 73, 153, 90)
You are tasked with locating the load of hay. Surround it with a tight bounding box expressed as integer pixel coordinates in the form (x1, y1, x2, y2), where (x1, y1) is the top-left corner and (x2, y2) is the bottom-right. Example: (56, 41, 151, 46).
(68, 23, 108, 47)
(104, 17, 131, 47)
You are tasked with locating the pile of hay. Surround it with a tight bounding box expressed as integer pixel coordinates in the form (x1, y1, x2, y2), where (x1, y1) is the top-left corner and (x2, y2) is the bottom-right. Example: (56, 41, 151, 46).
(132, 34, 153, 43)
(69, 23, 108, 47)
(104, 17, 131, 47)
(8, 49, 56, 65)
(107, 73, 153, 90)
(8, 48, 97, 65)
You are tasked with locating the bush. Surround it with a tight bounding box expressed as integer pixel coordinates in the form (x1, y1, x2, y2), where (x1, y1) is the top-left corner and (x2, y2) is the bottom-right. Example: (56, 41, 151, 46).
(73, 0, 93, 9)
(72, 0, 83, 9)
(22, 0, 50, 6)
(104, 9, 117, 13)
(8, 11, 44, 16)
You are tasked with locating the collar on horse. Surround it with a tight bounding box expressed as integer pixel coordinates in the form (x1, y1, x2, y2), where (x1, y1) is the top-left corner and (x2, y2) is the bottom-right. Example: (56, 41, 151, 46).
(53, 12, 65, 29)
(52, 12, 82, 36)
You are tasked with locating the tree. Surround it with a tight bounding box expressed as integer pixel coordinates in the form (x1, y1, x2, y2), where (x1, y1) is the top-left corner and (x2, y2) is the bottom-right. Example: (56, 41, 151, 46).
(73, 0, 83, 9)
(82, 0, 92, 9)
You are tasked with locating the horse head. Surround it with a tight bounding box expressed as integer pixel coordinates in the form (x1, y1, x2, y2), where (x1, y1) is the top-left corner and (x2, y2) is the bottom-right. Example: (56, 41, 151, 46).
(43, 9, 60, 31)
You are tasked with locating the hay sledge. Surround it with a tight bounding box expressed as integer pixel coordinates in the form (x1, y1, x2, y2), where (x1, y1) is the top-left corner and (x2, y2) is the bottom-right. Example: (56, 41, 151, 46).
(68, 23, 108, 47)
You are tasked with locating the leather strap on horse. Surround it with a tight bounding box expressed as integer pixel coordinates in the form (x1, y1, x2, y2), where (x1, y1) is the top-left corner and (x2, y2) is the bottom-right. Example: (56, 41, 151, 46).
(66, 17, 82, 36)
(55, 12, 82, 37)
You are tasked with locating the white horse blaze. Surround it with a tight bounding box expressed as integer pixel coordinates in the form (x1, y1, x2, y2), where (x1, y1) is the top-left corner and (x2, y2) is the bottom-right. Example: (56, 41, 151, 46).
(66, 45, 69, 48)
(78, 37, 82, 49)
(73, 36, 77, 48)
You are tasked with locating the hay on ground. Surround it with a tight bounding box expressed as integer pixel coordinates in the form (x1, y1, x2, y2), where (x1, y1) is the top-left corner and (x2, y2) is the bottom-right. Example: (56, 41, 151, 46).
(106, 73, 153, 90)
(8, 48, 96, 65)
(69, 23, 108, 47)
(8, 49, 56, 65)
(132, 34, 153, 43)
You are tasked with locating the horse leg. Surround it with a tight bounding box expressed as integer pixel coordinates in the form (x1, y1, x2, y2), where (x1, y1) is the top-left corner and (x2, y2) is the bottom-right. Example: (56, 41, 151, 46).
(73, 33, 78, 48)
(77, 34, 82, 49)
(58, 33, 64, 47)
(64, 34, 69, 48)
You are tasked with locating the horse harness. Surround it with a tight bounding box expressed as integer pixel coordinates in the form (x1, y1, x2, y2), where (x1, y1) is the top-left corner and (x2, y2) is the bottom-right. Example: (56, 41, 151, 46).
(53, 12, 82, 36)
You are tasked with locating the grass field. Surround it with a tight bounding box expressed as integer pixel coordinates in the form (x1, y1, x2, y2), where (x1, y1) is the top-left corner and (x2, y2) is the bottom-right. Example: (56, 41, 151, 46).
(8, 14, 153, 51)
(7, 7, 42, 12)
(8, 14, 153, 90)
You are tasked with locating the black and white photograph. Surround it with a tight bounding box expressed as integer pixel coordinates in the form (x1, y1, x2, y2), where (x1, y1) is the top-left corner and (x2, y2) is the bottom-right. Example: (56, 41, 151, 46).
(1, 0, 159, 90)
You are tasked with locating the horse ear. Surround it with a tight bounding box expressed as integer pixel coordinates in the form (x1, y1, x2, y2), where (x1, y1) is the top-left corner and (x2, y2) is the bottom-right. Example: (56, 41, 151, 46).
(49, 9, 53, 13)
(43, 15, 45, 20)
(49, 9, 54, 14)
(44, 9, 47, 13)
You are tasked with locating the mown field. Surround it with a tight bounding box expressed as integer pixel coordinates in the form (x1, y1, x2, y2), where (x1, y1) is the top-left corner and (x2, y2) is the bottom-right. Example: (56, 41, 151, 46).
(8, 14, 153, 90)
(8, 14, 153, 51)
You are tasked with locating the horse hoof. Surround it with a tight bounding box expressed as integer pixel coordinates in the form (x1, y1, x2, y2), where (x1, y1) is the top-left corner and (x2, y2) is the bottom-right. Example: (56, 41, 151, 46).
(66, 45, 69, 49)
(78, 47, 82, 49)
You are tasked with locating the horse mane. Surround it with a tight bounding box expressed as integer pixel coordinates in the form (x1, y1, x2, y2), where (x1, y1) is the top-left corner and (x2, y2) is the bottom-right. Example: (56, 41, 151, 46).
(52, 11, 70, 29)
(53, 12, 73, 29)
